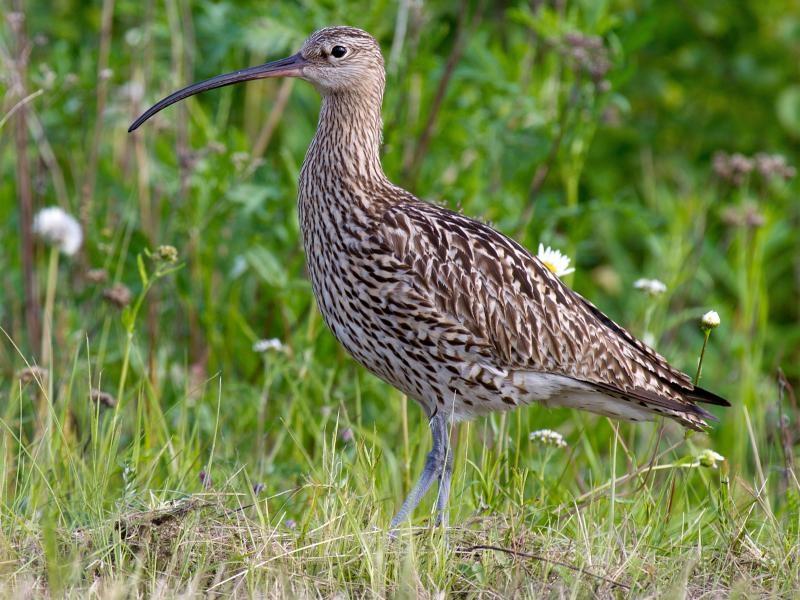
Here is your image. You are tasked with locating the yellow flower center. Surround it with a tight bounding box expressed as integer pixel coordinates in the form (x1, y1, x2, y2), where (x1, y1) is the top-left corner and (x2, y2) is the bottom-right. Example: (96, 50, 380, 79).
(542, 261, 557, 274)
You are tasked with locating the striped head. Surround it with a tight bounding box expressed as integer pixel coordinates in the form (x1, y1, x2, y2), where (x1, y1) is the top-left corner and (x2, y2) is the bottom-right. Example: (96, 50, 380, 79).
(298, 27, 385, 95)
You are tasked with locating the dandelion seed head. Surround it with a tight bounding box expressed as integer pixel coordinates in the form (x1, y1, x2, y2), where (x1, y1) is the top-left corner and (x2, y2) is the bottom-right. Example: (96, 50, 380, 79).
(633, 278, 667, 296)
(32, 207, 83, 256)
(700, 310, 720, 331)
(537, 244, 575, 278)
(529, 429, 567, 448)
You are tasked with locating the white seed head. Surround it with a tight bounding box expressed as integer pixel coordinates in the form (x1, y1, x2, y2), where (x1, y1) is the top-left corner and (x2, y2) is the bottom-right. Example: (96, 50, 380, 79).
(700, 310, 720, 331)
(529, 429, 567, 448)
(633, 278, 667, 296)
(32, 206, 83, 256)
(537, 244, 575, 278)
(253, 338, 287, 353)
(695, 449, 725, 469)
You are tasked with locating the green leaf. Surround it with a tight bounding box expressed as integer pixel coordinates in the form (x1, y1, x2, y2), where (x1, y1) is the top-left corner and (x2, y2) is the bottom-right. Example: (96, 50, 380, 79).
(136, 254, 149, 287)
(245, 247, 288, 289)
(777, 85, 800, 138)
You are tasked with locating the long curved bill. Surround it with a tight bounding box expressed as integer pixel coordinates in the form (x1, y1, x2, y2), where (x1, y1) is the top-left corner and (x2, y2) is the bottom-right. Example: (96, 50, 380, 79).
(128, 53, 307, 132)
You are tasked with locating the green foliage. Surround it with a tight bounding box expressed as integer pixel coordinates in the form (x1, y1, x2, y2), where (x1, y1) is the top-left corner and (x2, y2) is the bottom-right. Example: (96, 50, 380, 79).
(1, 0, 799, 595)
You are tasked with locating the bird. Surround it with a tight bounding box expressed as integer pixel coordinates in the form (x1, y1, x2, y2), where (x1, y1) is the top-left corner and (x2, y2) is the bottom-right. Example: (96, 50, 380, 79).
(129, 26, 730, 530)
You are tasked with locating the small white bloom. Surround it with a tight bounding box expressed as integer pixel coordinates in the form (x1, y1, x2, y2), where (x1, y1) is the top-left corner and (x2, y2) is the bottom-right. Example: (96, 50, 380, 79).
(32, 206, 83, 256)
(695, 449, 725, 469)
(537, 244, 575, 277)
(252, 338, 286, 353)
(633, 278, 667, 296)
(700, 310, 720, 331)
(529, 429, 567, 448)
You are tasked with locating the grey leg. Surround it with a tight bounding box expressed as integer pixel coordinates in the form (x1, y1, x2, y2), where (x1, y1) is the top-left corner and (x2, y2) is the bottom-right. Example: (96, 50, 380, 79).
(434, 447, 454, 527)
(390, 409, 449, 530)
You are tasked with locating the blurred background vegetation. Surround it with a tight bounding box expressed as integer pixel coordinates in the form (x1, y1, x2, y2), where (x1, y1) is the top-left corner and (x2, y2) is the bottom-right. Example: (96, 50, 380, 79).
(1, 0, 799, 595)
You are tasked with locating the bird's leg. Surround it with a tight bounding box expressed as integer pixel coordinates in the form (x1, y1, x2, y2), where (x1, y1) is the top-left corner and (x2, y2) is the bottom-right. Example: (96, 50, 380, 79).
(389, 409, 449, 531)
(434, 440, 454, 527)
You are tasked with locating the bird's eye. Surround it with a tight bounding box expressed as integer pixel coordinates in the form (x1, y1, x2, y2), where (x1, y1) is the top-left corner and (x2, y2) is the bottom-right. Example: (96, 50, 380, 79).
(331, 46, 347, 58)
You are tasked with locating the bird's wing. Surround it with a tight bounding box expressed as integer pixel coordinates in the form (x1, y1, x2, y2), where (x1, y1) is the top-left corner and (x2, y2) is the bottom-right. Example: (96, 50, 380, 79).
(371, 199, 728, 428)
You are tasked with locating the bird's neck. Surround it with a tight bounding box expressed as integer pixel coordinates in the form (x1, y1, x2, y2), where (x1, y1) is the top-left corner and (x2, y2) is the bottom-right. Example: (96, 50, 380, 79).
(304, 89, 387, 185)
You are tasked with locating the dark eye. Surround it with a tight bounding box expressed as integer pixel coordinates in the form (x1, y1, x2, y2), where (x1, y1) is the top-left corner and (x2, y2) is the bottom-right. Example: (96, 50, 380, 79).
(331, 46, 347, 58)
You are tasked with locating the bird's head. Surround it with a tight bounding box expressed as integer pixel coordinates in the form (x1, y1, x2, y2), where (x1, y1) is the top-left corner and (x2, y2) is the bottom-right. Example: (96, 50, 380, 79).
(129, 26, 384, 132)
(298, 26, 385, 94)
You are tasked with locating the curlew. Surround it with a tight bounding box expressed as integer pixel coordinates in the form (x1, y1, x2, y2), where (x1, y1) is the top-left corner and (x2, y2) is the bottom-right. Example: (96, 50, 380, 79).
(130, 26, 729, 529)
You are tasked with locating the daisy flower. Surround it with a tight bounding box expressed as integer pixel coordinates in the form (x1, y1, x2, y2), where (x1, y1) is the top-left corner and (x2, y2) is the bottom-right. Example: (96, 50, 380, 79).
(633, 278, 667, 296)
(537, 244, 575, 278)
(253, 338, 287, 353)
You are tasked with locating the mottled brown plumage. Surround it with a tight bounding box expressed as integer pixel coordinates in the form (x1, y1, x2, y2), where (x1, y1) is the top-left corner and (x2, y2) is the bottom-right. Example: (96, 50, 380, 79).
(131, 26, 729, 528)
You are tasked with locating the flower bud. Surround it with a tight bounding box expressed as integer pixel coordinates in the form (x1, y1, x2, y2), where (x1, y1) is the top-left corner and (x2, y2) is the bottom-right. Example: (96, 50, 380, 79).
(700, 310, 720, 331)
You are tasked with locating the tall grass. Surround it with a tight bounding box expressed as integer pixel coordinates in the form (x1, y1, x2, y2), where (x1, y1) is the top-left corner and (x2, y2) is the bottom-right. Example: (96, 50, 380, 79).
(1, 0, 798, 596)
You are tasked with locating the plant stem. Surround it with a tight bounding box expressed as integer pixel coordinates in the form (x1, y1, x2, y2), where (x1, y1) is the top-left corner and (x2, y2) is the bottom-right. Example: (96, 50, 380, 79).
(117, 331, 133, 403)
(10, 4, 42, 355)
(40, 246, 59, 367)
(80, 0, 116, 230)
(694, 330, 711, 385)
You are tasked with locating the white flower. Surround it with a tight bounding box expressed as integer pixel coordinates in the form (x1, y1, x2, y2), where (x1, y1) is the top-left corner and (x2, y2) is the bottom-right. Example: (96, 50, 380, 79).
(700, 310, 720, 331)
(694, 449, 725, 469)
(537, 244, 575, 277)
(252, 338, 286, 353)
(633, 278, 667, 296)
(32, 207, 83, 256)
(529, 429, 567, 448)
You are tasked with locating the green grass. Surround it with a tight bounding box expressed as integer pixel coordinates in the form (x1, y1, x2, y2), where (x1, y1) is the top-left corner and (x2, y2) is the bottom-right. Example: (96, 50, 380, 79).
(2, 0, 799, 596)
